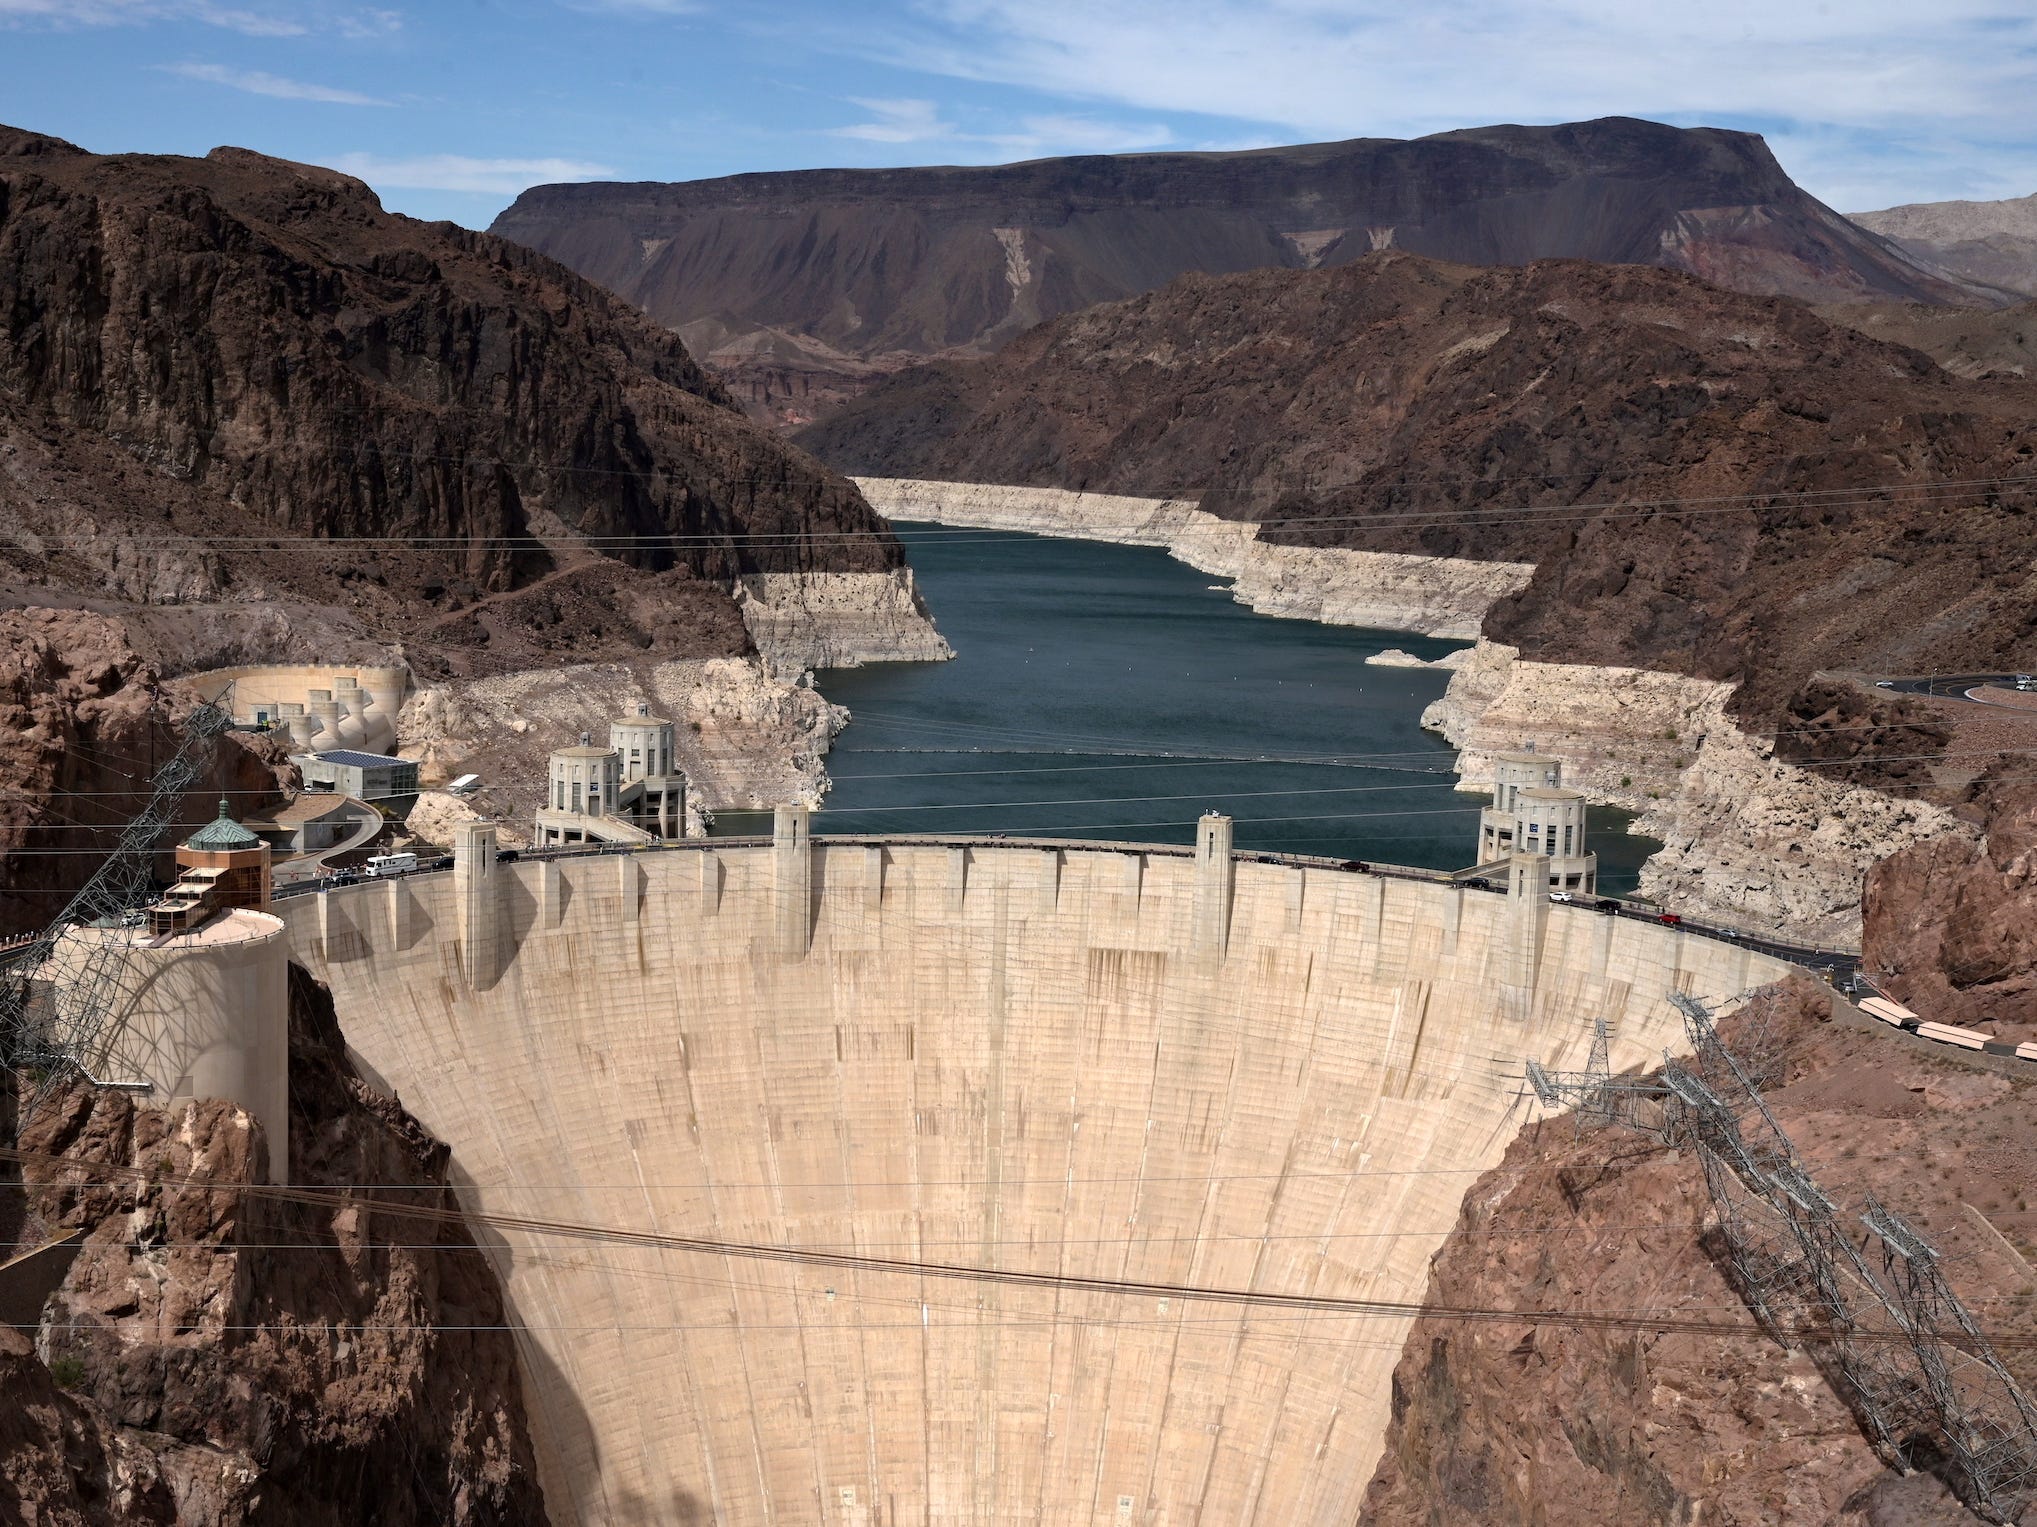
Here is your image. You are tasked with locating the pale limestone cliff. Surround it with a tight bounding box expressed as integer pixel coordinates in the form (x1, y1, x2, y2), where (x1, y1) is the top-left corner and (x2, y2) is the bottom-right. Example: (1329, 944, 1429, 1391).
(734, 567, 953, 671)
(1424, 641, 1969, 946)
(397, 655, 842, 829)
(1366, 647, 1472, 669)
(855, 477, 1531, 639)
(399, 789, 532, 853)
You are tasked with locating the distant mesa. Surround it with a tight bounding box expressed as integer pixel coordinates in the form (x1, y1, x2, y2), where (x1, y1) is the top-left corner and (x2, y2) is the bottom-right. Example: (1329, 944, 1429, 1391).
(1849, 189, 2037, 300)
(490, 115, 1995, 420)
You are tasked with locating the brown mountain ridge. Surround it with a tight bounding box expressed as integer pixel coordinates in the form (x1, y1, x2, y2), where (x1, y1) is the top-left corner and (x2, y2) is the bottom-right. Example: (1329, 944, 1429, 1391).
(0, 122, 906, 924)
(492, 117, 1990, 424)
(797, 251, 2037, 725)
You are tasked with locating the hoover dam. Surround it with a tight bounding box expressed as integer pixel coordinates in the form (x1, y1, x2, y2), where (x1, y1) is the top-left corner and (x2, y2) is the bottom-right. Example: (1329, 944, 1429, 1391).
(269, 817, 1791, 1525)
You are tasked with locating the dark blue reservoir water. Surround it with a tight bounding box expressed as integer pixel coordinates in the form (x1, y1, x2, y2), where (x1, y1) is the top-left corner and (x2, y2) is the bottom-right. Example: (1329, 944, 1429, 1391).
(717, 526, 1658, 893)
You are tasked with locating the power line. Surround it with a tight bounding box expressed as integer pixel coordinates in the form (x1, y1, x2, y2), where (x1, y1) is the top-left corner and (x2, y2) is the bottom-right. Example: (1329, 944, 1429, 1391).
(6, 468, 2036, 549)
(8, 1146, 2033, 1351)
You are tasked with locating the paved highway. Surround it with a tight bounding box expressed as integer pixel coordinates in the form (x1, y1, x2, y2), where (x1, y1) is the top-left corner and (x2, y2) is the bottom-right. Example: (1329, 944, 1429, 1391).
(1880, 672, 2034, 702)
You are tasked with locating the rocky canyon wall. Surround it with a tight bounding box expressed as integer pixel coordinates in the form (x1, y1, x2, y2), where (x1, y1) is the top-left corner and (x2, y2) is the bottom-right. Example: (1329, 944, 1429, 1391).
(1360, 977, 2008, 1526)
(856, 477, 1530, 639)
(4, 967, 548, 1525)
(734, 567, 954, 670)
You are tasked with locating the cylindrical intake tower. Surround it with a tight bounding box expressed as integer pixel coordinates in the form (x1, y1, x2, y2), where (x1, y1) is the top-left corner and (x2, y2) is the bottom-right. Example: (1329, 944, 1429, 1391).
(548, 744, 622, 819)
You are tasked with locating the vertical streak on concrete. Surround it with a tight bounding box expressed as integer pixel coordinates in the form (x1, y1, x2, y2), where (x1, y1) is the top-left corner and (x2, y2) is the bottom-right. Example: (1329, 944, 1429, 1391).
(1123, 851, 1143, 910)
(1360, 876, 1386, 974)
(1193, 814, 1235, 957)
(1040, 849, 1061, 916)
(383, 877, 411, 950)
(1592, 903, 1615, 977)
(1285, 867, 1304, 931)
(1437, 886, 1461, 960)
(947, 847, 969, 918)
(618, 859, 642, 976)
(774, 806, 811, 958)
(1671, 935, 1696, 997)
(1500, 853, 1549, 1025)
(617, 856, 641, 921)
(977, 884, 1008, 1521)
(454, 821, 502, 990)
(864, 847, 884, 913)
(537, 860, 563, 933)
(316, 887, 334, 963)
(698, 850, 720, 916)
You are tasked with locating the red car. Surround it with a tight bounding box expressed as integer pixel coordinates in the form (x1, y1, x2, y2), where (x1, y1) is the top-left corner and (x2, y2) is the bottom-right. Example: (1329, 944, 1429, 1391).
(1659, 912, 1682, 926)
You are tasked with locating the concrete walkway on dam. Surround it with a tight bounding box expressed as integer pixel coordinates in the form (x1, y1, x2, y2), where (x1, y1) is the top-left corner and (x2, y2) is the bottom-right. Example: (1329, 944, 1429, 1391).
(281, 827, 1792, 1526)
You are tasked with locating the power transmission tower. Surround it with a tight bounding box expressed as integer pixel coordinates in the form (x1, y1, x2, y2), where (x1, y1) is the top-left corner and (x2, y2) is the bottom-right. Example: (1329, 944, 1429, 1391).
(0, 701, 231, 1126)
(1532, 990, 2037, 1522)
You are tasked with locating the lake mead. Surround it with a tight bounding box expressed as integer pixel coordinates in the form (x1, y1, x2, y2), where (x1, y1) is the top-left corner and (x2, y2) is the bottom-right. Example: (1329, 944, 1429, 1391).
(722, 525, 1660, 893)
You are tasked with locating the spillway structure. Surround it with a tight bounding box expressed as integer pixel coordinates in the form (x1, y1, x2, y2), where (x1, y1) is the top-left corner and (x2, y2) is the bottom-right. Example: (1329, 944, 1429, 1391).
(279, 817, 1792, 1525)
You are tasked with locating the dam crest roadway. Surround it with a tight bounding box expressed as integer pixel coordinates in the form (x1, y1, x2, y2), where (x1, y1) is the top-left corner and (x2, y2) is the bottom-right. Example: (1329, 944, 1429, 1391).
(283, 817, 1794, 1525)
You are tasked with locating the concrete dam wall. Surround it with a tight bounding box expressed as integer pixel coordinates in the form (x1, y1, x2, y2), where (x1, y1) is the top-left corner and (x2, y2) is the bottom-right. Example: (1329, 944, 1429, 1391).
(281, 833, 1792, 1525)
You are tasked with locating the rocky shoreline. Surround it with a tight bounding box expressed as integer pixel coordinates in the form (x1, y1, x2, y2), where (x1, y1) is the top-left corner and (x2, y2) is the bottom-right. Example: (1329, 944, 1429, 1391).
(1423, 641, 1967, 947)
(855, 477, 1531, 639)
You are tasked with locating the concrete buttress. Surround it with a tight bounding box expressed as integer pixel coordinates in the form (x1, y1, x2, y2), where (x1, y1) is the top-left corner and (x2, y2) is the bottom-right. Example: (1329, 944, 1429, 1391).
(453, 820, 502, 989)
(773, 805, 811, 957)
(1193, 813, 1235, 956)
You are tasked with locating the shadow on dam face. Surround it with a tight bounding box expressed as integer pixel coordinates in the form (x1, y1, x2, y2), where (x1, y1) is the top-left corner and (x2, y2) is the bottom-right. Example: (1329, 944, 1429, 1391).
(284, 842, 1791, 1525)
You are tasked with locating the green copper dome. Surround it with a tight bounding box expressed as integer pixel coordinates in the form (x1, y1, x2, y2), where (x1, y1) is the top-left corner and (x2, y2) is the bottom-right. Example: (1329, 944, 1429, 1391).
(184, 798, 262, 852)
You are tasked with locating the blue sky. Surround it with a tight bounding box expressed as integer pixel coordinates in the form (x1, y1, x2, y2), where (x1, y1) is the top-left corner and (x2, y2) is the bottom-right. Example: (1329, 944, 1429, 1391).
(2, 0, 2033, 228)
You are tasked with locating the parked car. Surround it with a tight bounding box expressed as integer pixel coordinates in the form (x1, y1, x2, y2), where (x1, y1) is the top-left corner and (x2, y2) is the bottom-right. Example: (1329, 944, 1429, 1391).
(497, 848, 521, 864)
(1659, 911, 1683, 926)
(1595, 898, 1621, 914)
(1548, 890, 1575, 904)
(1464, 877, 1493, 891)
(1340, 860, 1369, 873)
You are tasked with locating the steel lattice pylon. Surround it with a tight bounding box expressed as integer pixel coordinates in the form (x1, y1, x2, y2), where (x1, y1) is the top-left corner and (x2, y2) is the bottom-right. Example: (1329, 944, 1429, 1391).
(0, 701, 231, 1122)
(1528, 991, 2037, 1522)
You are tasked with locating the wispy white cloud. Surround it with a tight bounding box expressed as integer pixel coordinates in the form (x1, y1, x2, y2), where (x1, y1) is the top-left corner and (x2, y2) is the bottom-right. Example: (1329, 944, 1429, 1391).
(331, 6, 400, 38)
(854, 0, 2037, 203)
(0, 0, 395, 36)
(888, 0, 2037, 135)
(564, 0, 702, 12)
(162, 60, 390, 104)
(831, 97, 954, 143)
(188, 4, 306, 36)
(328, 152, 616, 194)
(994, 114, 1172, 157)
(829, 96, 1173, 159)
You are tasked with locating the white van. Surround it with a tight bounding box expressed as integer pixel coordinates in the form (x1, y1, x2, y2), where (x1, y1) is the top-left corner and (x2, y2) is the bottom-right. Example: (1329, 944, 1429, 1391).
(364, 852, 418, 878)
